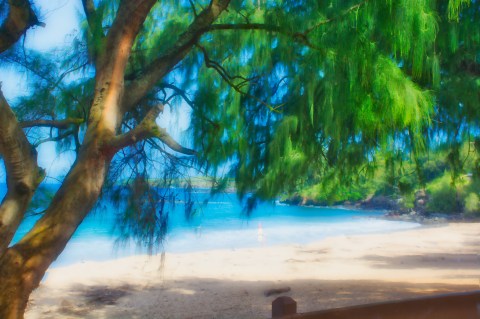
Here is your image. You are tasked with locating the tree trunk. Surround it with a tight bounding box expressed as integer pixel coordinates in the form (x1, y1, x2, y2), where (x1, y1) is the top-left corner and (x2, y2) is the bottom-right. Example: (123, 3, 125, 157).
(0, 248, 40, 319)
(0, 88, 44, 256)
(0, 0, 231, 317)
(0, 2, 158, 316)
(0, 141, 111, 318)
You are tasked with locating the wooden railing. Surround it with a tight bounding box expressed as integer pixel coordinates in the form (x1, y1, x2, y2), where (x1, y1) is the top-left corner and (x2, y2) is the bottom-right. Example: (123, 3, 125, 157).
(272, 290, 480, 319)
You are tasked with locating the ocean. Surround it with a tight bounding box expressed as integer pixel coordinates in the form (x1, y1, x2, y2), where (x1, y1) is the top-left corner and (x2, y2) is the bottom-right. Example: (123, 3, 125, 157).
(3, 184, 420, 267)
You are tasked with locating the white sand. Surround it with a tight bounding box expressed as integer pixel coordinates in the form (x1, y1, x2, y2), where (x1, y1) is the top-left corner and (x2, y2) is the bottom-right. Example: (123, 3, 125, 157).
(26, 223, 480, 319)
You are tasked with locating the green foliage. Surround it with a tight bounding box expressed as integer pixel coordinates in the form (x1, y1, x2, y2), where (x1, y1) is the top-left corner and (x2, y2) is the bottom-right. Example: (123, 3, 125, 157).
(2, 0, 479, 245)
(464, 192, 480, 215)
(426, 174, 462, 213)
(299, 175, 373, 205)
(295, 136, 480, 215)
(447, 0, 471, 20)
(110, 176, 173, 253)
(398, 175, 416, 195)
(187, 0, 447, 205)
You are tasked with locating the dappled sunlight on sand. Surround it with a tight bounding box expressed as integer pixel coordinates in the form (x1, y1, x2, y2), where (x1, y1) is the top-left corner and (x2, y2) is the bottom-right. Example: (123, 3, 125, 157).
(26, 223, 480, 319)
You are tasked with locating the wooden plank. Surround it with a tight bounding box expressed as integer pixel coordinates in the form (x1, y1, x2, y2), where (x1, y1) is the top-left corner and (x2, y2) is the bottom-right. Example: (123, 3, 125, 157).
(273, 290, 480, 319)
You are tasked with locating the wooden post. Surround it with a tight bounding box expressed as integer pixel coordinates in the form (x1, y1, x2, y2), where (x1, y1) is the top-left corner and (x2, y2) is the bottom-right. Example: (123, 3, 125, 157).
(272, 296, 297, 318)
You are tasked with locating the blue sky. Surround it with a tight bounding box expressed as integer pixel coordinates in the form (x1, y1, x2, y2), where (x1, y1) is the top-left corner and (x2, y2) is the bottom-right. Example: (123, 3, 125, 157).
(1, 0, 80, 180)
(2, 0, 80, 99)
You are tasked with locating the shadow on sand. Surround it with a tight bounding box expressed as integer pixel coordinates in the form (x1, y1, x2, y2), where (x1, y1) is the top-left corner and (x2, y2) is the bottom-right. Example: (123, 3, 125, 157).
(29, 278, 478, 319)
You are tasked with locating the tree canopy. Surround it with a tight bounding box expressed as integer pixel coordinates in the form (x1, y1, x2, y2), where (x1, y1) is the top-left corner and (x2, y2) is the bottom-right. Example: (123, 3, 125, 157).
(0, 0, 479, 317)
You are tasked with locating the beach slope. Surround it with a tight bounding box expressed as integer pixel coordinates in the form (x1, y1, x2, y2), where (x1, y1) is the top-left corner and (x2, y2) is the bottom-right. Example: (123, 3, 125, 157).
(26, 223, 480, 319)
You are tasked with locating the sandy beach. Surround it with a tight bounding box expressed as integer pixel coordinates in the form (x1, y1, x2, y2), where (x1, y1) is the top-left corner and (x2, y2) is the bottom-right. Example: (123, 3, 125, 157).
(25, 223, 480, 319)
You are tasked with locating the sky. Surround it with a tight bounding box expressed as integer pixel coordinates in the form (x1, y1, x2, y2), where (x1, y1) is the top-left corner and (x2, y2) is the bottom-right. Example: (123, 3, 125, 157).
(1, 0, 81, 180)
(1, 0, 191, 181)
(2, 0, 81, 99)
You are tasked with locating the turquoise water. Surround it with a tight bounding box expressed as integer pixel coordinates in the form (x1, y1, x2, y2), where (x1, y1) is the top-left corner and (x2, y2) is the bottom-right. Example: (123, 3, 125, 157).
(3, 184, 420, 267)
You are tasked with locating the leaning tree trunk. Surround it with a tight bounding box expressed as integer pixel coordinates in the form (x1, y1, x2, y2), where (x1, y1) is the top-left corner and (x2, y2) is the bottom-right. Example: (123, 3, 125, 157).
(0, 88, 44, 256)
(0, 137, 112, 318)
(0, 1, 159, 316)
(0, 0, 231, 317)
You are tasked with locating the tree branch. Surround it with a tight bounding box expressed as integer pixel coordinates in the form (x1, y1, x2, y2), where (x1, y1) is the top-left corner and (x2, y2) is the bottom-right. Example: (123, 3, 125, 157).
(206, 1, 368, 49)
(188, 0, 198, 17)
(109, 104, 195, 155)
(1, 53, 89, 104)
(81, 0, 106, 61)
(20, 118, 84, 129)
(87, 0, 158, 134)
(96, 0, 157, 74)
(81, 0, 98, 34)
(197, 44, 283, 113)
(207, 23, 321, 51)
(33, 130, 76, 147)
(0, 0, 44, 53)
(159, 82, 218, 127)
(121, 0, 232, 113)
(0, 86, 44, 257)
(156, 128, 196, 156)
(303, 1, 367, 35)
(208, 23, 284, 33)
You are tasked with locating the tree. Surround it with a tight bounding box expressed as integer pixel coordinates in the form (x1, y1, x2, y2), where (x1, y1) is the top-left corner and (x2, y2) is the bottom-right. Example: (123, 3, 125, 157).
(0, 0, 475, 317)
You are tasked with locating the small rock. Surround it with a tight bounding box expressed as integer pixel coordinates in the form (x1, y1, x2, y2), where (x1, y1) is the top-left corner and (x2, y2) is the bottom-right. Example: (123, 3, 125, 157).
(264, 287, 291, 297)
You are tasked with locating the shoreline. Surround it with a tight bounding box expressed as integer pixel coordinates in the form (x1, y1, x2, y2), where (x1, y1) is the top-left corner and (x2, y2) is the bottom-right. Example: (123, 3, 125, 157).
(282, 201, 480, 225)
(26, 222, 480, 318)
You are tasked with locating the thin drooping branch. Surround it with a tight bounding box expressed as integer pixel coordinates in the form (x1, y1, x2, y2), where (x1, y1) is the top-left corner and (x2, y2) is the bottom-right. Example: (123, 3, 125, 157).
(20, 118, 84, 129)
(206, 0, 368, 50)
(33, 130, 76, 147)
(209, 1, 368, 40)
(0, 86, 44, 257)
(123, 0, 358, 114)
(208, 23, 324, 50)
(197, 44, 283, 113)
(160, 83, 196, 107)
(1, 53, 89, 104)
(208, 23, 285, 34)
(121, 0, 232, 114)
(303, 0, 367, 35)
(159, 82, 218, 127)
(110, 104, 195, 155)
(0, 0, 44, 53)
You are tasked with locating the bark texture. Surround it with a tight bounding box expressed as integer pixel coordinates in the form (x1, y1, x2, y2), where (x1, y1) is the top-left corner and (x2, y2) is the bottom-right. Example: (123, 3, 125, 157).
(0, 145, 109, 319)
(0, 88, 43, 257)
